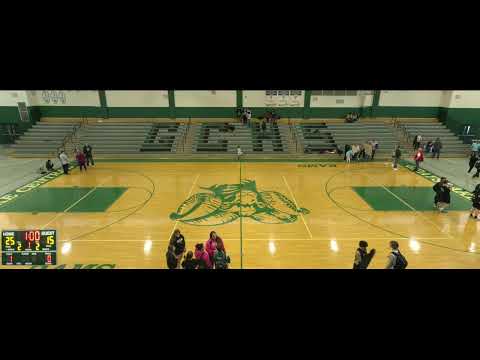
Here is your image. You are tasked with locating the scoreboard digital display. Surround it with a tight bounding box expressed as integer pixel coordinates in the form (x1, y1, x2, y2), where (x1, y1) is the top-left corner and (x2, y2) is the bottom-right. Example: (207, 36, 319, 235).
(1, 230, 57, 265)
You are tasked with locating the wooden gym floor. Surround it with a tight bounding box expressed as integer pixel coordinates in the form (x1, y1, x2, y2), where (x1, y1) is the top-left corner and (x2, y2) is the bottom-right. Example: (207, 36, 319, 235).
(0, 159, 479, 269)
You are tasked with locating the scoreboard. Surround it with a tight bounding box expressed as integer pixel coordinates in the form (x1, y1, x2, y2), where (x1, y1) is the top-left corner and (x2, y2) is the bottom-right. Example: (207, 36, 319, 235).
(1, 230, 57, 265)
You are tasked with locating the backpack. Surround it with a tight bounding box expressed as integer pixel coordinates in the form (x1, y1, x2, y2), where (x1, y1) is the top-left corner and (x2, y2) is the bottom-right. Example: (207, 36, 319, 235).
(214, 250, 230, 269)
(392, 251, 408, 269)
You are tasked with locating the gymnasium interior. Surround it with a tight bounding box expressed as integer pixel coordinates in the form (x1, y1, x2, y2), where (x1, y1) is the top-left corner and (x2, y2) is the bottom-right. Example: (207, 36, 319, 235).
(0, 90, 479, 269)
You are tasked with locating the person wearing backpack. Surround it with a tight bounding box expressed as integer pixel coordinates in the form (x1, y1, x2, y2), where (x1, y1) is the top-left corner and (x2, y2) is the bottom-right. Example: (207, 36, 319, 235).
(194, 243, 212, 269)
(166, 245, 178, 269)
(213, 239, 231, 269)
(352, 240, 376, 269)
(386, 241, 408, 269)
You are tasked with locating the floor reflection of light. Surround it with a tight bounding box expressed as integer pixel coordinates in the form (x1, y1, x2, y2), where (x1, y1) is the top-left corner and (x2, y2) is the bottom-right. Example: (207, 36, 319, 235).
(144, 240, 152, 255)
(330, 239, 339, 253)
(409, 238, 421, 253)
(268, 241, 276, 255)
(61, 242, 72, 255)
(469, 243, 476, 253)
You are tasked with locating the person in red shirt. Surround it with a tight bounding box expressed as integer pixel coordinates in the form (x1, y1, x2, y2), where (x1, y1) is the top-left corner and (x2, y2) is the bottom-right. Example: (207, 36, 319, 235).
(75, 149, 87, 172)
(413, 148, 424, 171)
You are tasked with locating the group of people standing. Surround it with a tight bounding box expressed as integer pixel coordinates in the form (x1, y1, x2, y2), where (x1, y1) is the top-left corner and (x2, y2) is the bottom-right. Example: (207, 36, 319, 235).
(412, 135, 442, 159)
(166, 230, 231, 270)
(54, 144, 94, 175)
(345, 112, 360, 123)
(344, 140, 379, 163)
(353, 240, 408, 269)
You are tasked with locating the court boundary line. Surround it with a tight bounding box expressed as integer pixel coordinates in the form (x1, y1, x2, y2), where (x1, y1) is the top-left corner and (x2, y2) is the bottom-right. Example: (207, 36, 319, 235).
(282, 175, 313, 239)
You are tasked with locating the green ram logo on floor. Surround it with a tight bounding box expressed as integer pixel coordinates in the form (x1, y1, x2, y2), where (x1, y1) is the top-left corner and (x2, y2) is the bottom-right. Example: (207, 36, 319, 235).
(170, 179, 310, 225)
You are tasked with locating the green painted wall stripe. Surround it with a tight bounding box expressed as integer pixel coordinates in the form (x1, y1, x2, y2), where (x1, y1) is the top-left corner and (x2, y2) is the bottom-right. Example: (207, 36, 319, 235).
(237, 90, 243, 108)
(304, 90, 312, 119)
(98, 91, 108, 118)
(168, 90, 175, 118)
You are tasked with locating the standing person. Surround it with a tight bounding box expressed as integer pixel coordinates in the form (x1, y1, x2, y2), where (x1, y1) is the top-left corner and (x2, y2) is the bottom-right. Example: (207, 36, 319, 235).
(181, 251, 199, 269)
(364, 142, 373, 161)
(386, 241, 408, 269)
(468, 152, 478, 173)
(75, 149, 87, 172)
(344, 144, 351, 160)
(236, 146, 243, 161)
(371, 140, 378, 160)
(413, 135, 419, 150)
(59, 150, 69, 175)
(472, 140, 479, 156)
(194, 243, 212, 269)
(469, 184, 480, 220)
(261, 119, 267, 134)
(432, 177, 446, 209)
(213, 238, 231, 269)
(352, 240, 376, 269)
(246, 109, 252, 128)
(472, 157, 480, 178)
(206, 231, 225, 266)
(413, 148, 424, 171)
(392, 145, 402, 170)
(83, 144, 94, 166)
(434, 178, 452, 213)
(432, 138, 442, 159)
(166, 245, 178, 270)
(470, 184, 480, 220)
(169, 229, 186, 268)
(345, 148, 353, 163)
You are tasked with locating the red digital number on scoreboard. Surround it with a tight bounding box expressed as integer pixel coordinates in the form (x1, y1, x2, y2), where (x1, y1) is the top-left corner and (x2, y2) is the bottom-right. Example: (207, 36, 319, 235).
(24, 231, 40, 242)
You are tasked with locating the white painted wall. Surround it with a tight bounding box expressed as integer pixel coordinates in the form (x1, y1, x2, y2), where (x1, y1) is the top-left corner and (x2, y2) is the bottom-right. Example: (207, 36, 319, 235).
(27, 91, 100, 106)
(448, 91, 480, 108)
(175, 91, 236, 107)
(379, 91, 443, 107)
(106, 91, 169, 107)
(310, 94, 373, 108)
(243, 90, 305, 107)
(0, 91, 29, 106)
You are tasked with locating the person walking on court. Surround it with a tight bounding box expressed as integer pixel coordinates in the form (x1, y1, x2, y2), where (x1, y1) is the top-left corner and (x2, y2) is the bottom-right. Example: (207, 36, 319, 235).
(194, 243, 212, 269)
(83, 143, 94, 166)
(468, 152, 478, 173)
(392, 145, 402, 170)
(169, 229, 186, 268)
(432, 138, 442, 159)
(59, 150, 69, 175)
(75, 149, 87, 172)
(470, 184, 480, 220)
(433, 177, 446, 209)
(353, 240, 376, 269)
(386, 241, 408, 269)
(413, 147, 424, 171)
(213, 238, 231, 269)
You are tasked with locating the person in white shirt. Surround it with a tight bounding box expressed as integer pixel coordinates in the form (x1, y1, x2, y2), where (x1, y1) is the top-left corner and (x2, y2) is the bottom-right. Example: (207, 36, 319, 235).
(237, 146, 243, 160)
(59, 150, 69, 175)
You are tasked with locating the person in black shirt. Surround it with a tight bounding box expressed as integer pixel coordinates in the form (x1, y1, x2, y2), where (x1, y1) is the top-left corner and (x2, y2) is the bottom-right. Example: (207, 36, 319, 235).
(433, 177, 452, 213)
(45, 159, 54, 172)
(470, 184, 480, 219)
(169, 229, 186, 268)
(83, 143, 94, 166)
(181, 251, 198, 269)
(166, 245, 178, 269)
(468, 153, 478, 173)
(353, 240, 376, 269)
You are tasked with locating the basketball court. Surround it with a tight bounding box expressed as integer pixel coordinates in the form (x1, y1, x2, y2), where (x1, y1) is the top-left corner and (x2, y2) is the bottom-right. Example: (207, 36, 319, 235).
(1, 159, 479, 269)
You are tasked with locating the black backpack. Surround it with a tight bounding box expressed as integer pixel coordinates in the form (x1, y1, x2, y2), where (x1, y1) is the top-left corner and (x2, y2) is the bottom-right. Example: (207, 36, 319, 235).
(392, 251, 408, 269)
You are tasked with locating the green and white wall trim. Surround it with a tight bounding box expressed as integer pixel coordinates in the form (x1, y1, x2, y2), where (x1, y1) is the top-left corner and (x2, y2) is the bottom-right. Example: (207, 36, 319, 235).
(1, 90, 479, 138)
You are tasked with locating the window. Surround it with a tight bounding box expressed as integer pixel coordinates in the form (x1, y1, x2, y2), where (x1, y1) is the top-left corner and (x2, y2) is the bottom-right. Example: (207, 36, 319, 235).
(312, 90, 359, 96)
